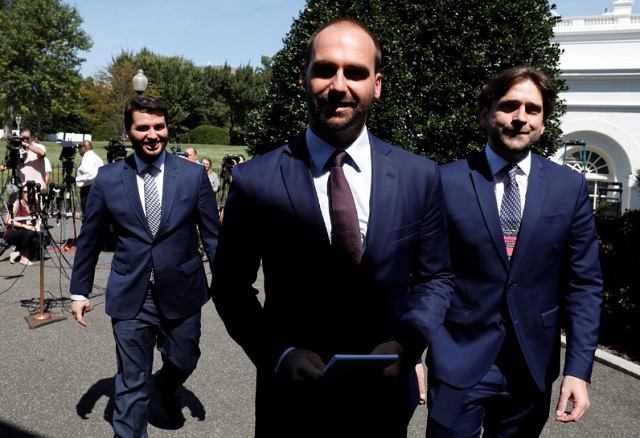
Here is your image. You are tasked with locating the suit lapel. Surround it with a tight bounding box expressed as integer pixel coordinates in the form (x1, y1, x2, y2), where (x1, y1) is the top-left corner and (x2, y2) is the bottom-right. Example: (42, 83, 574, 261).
(467, 152, 510, 270)
(159, 154, 179, 234)
(280, 135, 329, 243)
(511, 155, 547, 266)
(122, 156, 149, 235)
(364, 134, 397, 270)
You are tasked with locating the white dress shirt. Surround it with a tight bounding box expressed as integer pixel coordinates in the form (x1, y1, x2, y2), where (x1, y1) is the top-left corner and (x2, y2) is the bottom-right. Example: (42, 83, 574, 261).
(306, 127, 372, 247)
(275, 128, 373, 372)
(485, 145, 530, 216)
(75, 150, 105, 188)
(134, 153, 165, 216)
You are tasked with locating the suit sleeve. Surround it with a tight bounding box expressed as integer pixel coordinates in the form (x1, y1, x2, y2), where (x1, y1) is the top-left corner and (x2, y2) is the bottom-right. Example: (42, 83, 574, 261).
(562, 176, 603, 382)
(394, 163, 455, 360)
(210, 165, 266, 367)
(69, 167, 109, 297)
(195, 165, 221, 272)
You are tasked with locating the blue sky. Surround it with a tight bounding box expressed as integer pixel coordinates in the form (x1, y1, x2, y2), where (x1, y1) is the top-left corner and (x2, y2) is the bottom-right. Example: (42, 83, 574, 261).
(70, 0, 636, 78)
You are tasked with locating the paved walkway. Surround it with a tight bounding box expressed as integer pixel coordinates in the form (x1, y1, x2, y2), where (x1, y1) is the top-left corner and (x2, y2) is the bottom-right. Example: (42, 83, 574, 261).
(0, 226, 638, 437)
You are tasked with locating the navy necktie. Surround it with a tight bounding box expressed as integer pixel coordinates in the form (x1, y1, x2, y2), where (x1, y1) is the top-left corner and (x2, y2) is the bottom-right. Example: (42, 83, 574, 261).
(328, 150, 362, 270)
(500, 163, 521, 258)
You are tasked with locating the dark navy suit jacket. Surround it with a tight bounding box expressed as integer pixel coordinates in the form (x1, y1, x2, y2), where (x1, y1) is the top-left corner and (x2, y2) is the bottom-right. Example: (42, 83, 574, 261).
(211, 132, 454, 430)
(427, 149, 603, 392)
(70, 152, 220, 320)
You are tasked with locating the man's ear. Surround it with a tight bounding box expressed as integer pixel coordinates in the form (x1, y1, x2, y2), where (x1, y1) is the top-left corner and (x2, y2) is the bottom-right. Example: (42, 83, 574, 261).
(479, 107, 488, 130)
(299, 62, 308, 87)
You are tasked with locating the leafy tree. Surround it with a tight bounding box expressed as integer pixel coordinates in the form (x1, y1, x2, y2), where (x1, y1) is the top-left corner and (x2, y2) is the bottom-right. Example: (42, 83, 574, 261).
(0, 0, 92, 137)
(595, 210, 640, 360)
(201, 65, 235, 129)
(248, 0, 564, 163)
(133, 49, 204, 141)
(202, 60, 271, 138)
(82, 53, 141, 142)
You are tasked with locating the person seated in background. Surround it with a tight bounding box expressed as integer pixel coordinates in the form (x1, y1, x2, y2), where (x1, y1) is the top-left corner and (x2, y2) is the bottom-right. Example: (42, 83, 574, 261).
(3, 184, 40, 266)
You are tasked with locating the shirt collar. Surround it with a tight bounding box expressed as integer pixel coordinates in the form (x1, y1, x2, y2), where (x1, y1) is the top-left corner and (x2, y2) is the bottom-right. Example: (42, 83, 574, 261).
(484, 144, 531, 178)
(306, 127, 370, 173)
(135, 150, 166, 174)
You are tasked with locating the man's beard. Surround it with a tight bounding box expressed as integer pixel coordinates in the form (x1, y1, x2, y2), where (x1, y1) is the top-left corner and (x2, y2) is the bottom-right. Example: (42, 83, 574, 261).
(487, 123, 541, 160)
(130, 138, 167, 159)
(307, 90, 373, 134)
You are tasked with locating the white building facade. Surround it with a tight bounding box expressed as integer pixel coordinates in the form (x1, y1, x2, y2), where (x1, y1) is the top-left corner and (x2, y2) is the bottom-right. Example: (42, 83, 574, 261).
(552, 0, 640, 213)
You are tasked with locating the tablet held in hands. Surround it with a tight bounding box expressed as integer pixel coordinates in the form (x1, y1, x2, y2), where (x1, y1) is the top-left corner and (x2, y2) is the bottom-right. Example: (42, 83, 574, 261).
(323, 354, 399, 376)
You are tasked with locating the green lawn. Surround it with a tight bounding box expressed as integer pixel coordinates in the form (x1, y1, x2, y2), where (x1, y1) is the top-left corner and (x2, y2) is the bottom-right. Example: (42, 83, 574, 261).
(42, 141, 248, 171)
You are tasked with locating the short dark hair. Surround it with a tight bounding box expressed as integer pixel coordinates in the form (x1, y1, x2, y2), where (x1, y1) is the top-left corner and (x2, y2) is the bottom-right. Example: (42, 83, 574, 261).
(478, 66, 556, 120)
(305, 17, 382, 73)
(124, 95, 169, 132)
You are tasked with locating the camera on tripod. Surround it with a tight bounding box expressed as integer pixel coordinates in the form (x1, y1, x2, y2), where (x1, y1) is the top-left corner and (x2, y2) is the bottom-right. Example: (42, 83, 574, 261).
(59, 143, 77, 178)
(170, 144, 188, 158)
(4, 134, 27, 170)
(105, 139, 128, 163)
(222, 154, 240, 170)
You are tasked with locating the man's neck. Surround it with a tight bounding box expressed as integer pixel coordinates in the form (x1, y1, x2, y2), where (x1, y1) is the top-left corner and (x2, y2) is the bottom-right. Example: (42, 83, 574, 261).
(309, 125, 367, 149)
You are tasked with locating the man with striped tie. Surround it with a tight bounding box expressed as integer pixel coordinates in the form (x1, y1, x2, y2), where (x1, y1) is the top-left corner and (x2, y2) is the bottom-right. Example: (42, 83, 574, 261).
(69, 95, 220, 437)
(427, 66, 603, 437)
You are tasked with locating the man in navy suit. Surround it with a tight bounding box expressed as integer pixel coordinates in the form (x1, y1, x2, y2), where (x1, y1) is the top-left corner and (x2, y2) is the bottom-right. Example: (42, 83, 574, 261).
(211, 18, 454, 438)
(426, 66, 603, 437)
(70, 95, 220, 437)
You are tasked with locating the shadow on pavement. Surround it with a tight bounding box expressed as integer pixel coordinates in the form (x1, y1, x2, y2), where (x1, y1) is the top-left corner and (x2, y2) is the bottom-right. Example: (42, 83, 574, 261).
(75, 375, 207, 432)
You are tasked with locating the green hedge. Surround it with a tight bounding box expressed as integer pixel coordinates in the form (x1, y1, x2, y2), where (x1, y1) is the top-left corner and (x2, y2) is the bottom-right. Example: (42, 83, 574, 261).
(595, 209, 640, 359)
(189, 126, 229, 145)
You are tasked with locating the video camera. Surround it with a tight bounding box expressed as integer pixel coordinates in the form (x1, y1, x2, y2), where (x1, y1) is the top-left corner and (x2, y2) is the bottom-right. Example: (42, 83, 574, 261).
(105, 139, 128, 163)
(222, 154, 241, 170)
(4, 135, 26, 170)
(58, 143, 77, 178)
(59, 144, 77, 160)
(170, 144, 188, 158)
(7, 134, 25, 150)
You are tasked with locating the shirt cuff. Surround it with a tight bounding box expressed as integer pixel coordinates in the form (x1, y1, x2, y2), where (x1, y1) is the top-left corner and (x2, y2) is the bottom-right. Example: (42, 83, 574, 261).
(70, 294, 89, 301)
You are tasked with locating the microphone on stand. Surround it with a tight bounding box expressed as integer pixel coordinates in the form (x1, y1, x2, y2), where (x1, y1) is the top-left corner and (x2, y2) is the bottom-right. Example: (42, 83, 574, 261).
(5, 183, 19, 213)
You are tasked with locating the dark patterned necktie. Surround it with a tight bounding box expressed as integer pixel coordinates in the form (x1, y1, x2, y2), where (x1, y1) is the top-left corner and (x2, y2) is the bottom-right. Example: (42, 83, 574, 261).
(144, 165, 161, 282)
(500, 164, 521, 259)
(328, 150, 362, 270)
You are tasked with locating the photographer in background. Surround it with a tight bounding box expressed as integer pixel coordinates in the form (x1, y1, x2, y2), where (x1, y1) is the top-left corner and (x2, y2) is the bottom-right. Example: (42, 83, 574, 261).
(75, 140, 104, 217)
(1, 129, 47, 192)
(19, 129, 46, 192)
(218, 154, 245, 222)
(105, 139, 128, 163)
